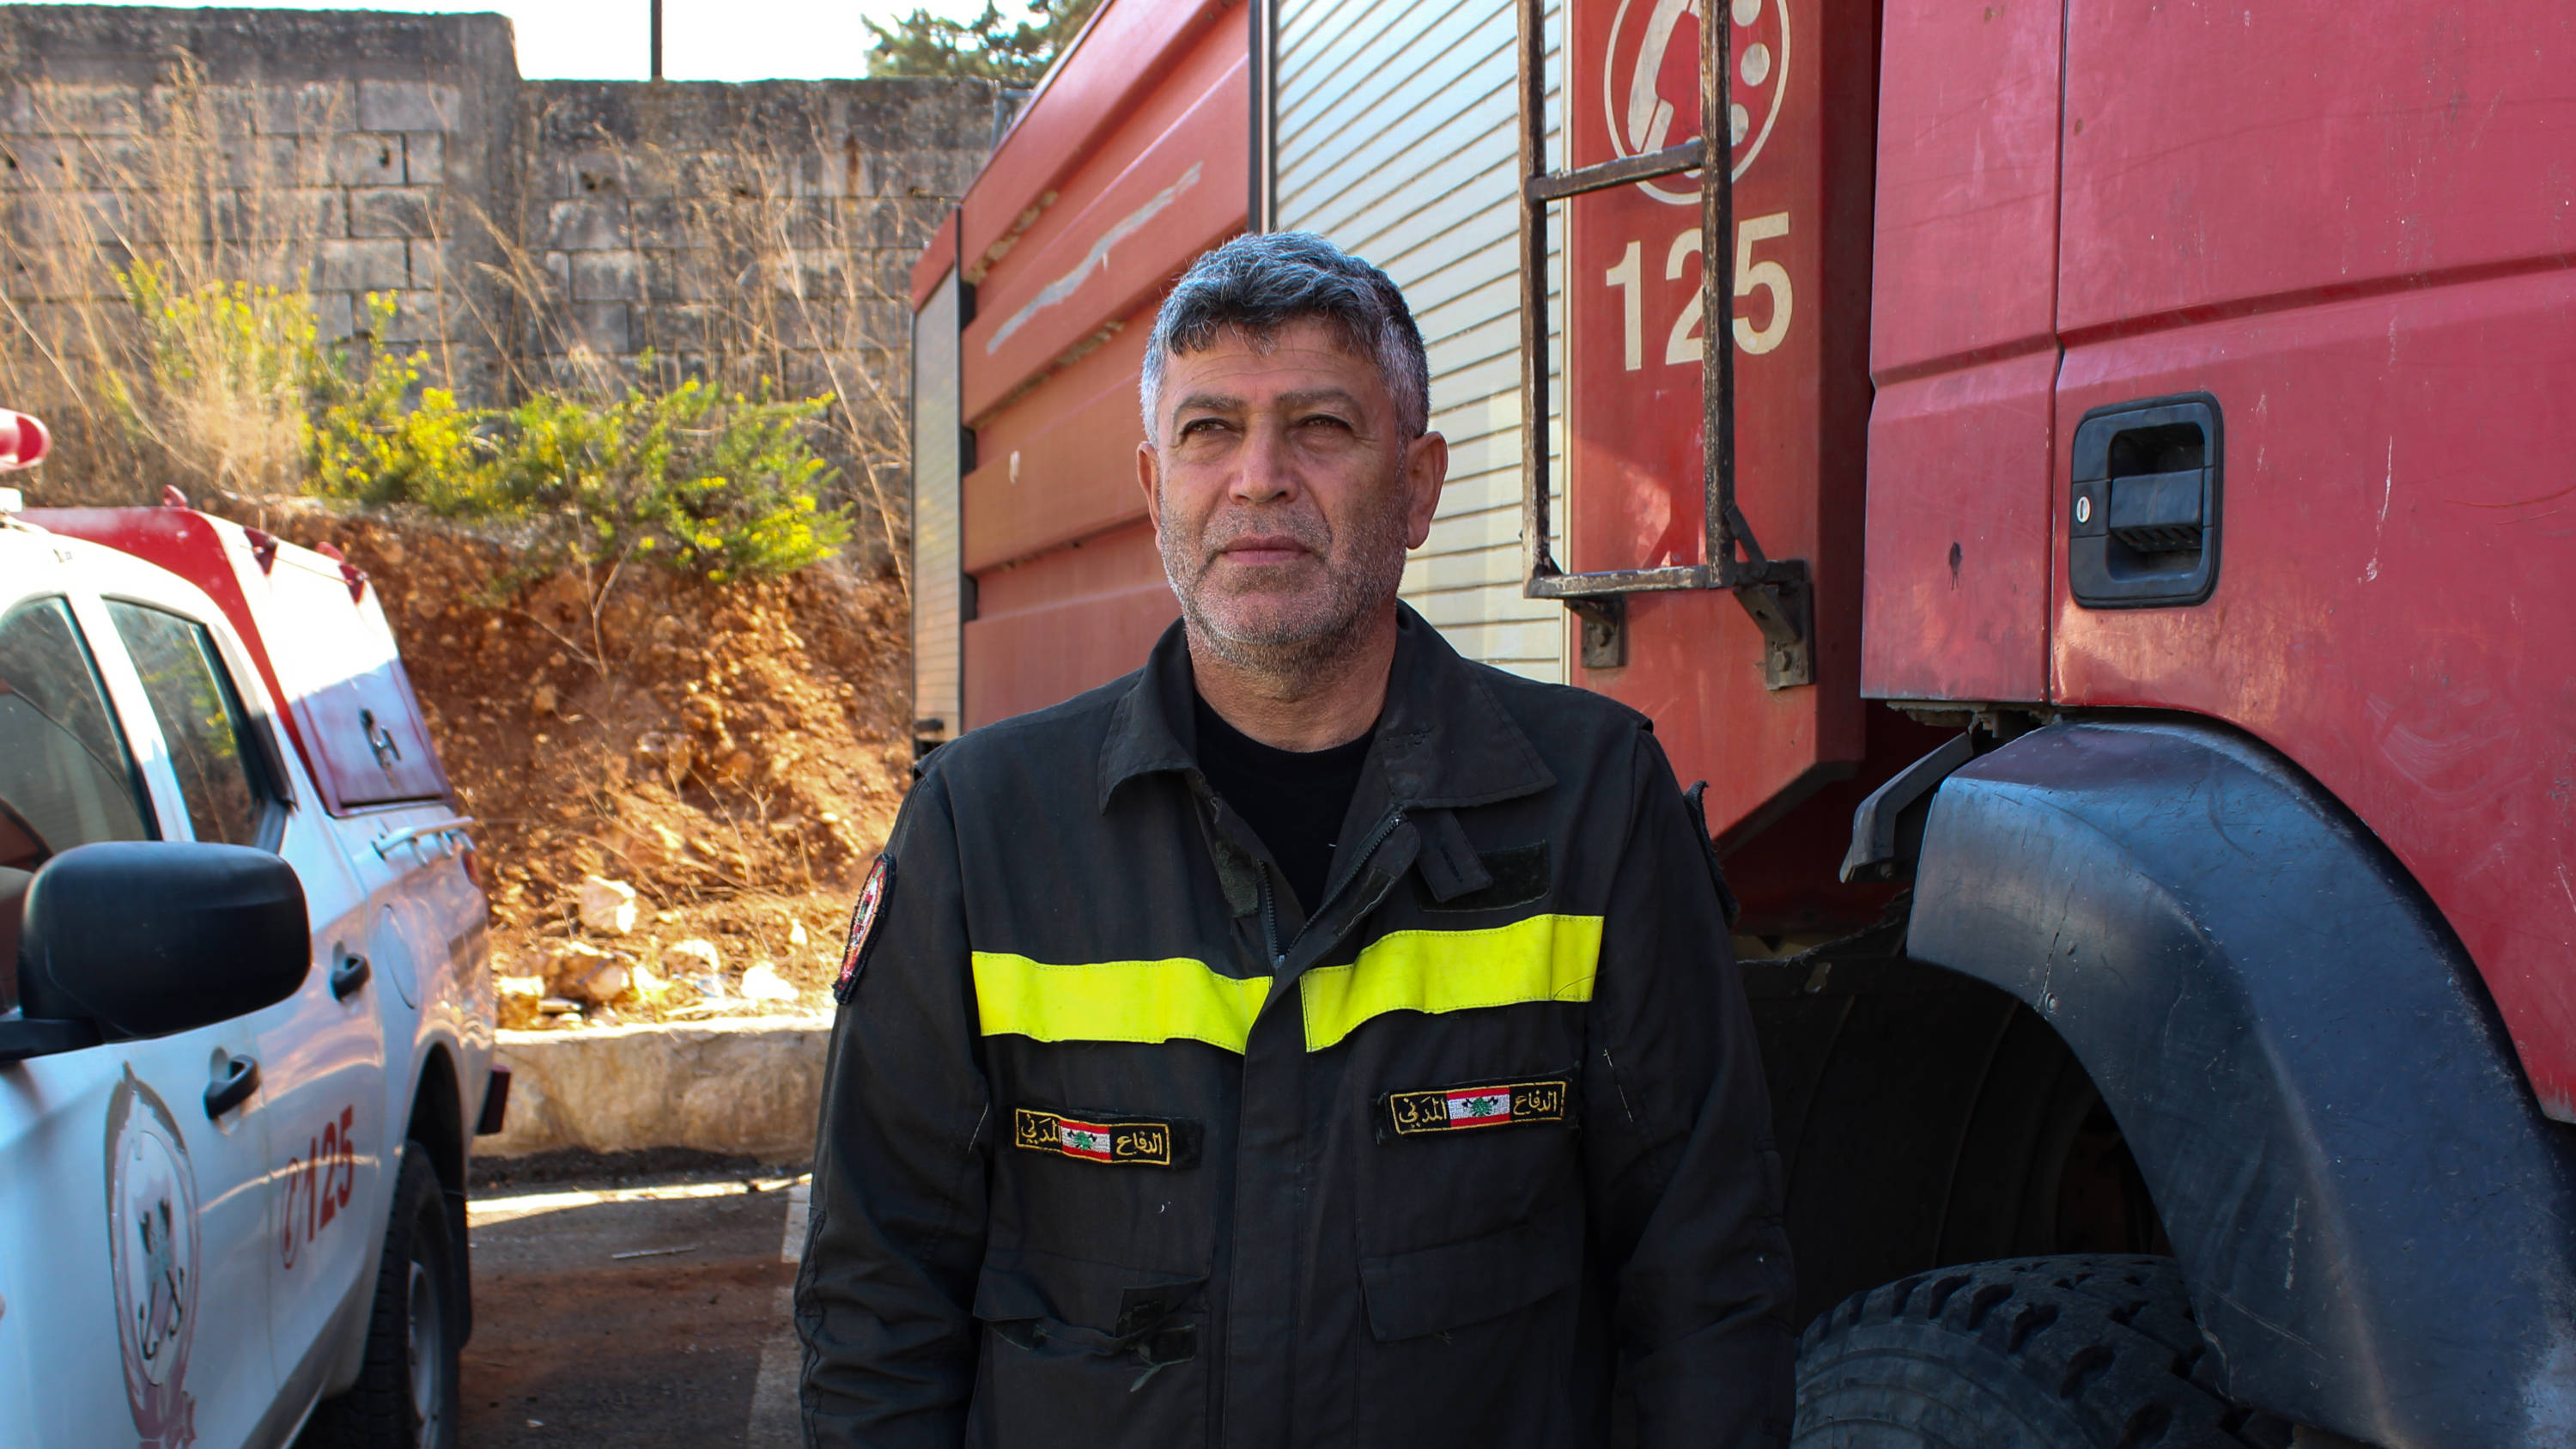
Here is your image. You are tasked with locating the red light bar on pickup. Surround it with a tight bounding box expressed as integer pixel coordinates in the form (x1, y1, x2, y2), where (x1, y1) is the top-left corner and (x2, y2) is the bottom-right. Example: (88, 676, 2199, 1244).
(0, 411, 50, 471)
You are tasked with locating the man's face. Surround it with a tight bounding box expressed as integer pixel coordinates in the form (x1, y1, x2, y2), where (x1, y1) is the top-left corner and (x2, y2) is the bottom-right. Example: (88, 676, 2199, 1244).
(1139, 319, 1446, 664)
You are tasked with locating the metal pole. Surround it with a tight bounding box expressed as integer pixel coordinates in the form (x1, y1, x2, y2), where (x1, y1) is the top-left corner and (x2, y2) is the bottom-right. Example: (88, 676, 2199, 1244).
(650, 0, 664, 81)
(1517, 0, 1554, 584)
(1702, 0, 1733, 576)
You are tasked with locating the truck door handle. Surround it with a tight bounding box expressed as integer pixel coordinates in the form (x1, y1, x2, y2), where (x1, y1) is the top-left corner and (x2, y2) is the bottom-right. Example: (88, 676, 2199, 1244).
(2069, 393, 2224, 608)
(2102, 468, 2205, 550)
(331, 953, 372, 1001)
(204, 1052, 260, 1119)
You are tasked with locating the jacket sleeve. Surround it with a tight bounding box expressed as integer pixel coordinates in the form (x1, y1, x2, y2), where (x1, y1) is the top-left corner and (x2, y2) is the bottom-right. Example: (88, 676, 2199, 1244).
(796, 768, 990, 1448)
(1579, 728, 1795, 1449)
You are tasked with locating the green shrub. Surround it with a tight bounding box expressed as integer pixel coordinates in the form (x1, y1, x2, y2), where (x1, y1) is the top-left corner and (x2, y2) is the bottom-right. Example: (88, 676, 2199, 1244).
(307, 297, 500, 514)
(307, 301, 848, 582)
(484, 372, 849, 582)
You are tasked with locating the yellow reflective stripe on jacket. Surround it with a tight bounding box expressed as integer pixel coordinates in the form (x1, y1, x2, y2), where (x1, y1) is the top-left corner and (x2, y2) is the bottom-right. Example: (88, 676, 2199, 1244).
(1298, 913, 1602, 1051)
(973, 953, 1268, 1053)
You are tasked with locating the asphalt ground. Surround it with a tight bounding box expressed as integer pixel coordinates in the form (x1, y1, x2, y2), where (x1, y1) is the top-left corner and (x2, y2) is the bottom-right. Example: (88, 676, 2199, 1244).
(460, 1165, 812, 1448)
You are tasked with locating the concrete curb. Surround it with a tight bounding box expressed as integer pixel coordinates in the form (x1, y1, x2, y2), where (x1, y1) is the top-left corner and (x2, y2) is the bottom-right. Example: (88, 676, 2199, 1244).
(478, 1014, 834, 1161)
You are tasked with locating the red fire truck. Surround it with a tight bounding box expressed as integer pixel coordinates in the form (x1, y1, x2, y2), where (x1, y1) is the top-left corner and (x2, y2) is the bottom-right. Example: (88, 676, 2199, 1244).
(908, 3, 2576, 1445)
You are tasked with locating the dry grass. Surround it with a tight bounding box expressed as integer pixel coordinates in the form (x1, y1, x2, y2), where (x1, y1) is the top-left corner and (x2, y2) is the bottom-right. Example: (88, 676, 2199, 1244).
(0, 60, 336, 502)
(0, 61, 919, 600)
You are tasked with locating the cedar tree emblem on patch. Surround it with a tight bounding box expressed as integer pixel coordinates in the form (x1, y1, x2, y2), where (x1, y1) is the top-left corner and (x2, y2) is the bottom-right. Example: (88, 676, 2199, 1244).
(1382, 1077, 1571, 1137)
(835, 855, 893, 1002)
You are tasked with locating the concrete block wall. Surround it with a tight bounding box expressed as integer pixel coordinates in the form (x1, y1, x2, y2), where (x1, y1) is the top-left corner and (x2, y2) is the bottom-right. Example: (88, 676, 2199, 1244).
(0, 3, 1010, 487)
(0, 6, 524, 399)
(519, 76, 1008, 411)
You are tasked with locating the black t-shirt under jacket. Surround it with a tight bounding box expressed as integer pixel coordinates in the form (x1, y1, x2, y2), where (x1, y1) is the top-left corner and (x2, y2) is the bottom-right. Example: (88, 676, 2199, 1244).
(1189, 692, 1373, 916)
(796, 606, 1795, 1449)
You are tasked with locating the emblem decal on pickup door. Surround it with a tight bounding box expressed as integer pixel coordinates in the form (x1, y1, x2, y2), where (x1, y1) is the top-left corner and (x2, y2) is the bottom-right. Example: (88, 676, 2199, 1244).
(106, 1068, 199, 1448)
(1012, 1108, 1198, 1168)
(1380, 1078, 1571, 1138)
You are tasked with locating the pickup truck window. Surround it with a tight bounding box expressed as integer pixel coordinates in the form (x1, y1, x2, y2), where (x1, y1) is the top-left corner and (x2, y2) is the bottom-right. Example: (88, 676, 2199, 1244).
(0, 595, 153, 1011)
(106, 600, 275, 849)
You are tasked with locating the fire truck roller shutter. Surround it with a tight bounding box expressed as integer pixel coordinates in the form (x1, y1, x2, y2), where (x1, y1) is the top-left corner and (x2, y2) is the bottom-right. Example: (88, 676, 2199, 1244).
(1905, 719, 2576, 1449)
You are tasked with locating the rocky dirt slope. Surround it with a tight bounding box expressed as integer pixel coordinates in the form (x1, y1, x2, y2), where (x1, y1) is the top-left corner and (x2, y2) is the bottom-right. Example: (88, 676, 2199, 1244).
(222, 499, 911, 1024)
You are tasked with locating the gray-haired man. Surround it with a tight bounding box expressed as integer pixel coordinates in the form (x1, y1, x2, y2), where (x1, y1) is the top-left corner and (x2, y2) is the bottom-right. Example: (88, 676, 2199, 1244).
(797, 232, 1794, 1448)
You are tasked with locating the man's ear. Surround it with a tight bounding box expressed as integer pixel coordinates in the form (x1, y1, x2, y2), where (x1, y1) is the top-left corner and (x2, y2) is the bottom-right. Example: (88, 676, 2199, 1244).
(1401, 431, 1449, 549)
(1137, 439, 1164, 533)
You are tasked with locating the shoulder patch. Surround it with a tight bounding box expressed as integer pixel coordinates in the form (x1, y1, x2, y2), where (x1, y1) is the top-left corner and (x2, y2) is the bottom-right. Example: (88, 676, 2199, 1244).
(1378, 1076, 1571, 1140)
(1012, 1106, 1200, 1168)
(835, 855, 894, 1003)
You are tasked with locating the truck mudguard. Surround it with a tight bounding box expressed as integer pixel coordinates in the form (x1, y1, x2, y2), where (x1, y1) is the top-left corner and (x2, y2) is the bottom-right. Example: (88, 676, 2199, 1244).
(1906, 719, 2576, 1449)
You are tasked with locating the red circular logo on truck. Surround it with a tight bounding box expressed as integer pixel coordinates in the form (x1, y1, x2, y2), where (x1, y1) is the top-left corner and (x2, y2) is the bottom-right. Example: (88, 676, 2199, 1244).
(1601, 0, 1789, 202)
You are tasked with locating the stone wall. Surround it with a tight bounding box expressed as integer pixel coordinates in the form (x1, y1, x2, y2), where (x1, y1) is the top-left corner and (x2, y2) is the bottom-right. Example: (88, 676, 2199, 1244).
(522, 80, 998, 393)
(0, 6, 525, 397)
(0, 6, 1009, 517)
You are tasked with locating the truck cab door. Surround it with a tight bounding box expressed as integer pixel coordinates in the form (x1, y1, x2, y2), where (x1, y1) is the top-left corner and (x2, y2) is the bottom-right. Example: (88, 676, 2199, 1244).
(0, 575, 280, 1449)
(2045, 0, 2576, 1121)
(97, 591, 394, 1414)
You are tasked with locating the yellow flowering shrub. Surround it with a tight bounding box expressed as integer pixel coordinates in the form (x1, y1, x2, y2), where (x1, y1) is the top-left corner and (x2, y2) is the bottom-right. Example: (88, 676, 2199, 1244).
(308, 302, 847, 581)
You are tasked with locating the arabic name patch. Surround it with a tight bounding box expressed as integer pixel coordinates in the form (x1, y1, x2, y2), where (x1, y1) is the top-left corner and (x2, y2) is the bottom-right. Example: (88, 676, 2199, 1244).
(1381, 1077, 1571, 1138)
(835, 855, 893, 1003)
(1012, 1107, 1197, 1168)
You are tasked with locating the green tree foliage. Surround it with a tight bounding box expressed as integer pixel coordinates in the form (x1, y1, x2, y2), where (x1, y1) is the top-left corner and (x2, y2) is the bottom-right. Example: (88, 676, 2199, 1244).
(863, 0, 1101, 86)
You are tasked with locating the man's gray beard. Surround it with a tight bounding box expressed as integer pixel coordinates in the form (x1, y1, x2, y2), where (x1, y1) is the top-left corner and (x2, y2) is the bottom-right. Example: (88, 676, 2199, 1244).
(1162, 490, 1413, 693)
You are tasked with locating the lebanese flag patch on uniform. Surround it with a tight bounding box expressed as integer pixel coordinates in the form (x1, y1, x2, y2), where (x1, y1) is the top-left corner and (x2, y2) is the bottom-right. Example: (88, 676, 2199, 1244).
(1443, 1088, 1515, 1125)
(1380, 1077, 1571, 1138)
(1054, 1118, 1116, 1160)
(835, 855, 893, 1003)
(1012, 1106, 1196, 1166)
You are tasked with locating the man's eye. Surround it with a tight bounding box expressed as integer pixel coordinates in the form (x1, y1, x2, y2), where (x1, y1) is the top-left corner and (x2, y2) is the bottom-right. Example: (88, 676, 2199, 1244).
(1180, 418, 1229, 438)
(1297, 415, 1353, 433)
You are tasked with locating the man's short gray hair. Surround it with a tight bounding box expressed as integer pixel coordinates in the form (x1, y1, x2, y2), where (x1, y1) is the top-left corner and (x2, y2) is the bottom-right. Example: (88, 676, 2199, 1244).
(1139, 232, 1431, 444)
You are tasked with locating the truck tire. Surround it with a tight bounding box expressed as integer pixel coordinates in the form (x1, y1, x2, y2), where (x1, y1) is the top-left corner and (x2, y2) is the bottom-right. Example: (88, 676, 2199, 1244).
(1792, 1256, 2290, 1449)
(301, 1142, 461, 1449)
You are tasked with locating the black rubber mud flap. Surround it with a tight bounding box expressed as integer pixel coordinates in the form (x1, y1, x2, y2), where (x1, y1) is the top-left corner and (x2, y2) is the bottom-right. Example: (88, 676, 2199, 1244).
(1905, 721, 2576, 1449)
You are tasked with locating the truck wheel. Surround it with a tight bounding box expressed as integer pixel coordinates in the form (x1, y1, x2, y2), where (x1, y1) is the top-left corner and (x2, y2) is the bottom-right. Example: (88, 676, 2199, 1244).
(301, 1143, 460, 1449)
(1793, 1255, 2290, 1448)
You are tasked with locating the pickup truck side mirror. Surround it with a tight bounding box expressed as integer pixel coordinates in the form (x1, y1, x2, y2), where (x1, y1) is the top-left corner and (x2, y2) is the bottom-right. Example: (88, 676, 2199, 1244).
(2, 842, 308, 1062)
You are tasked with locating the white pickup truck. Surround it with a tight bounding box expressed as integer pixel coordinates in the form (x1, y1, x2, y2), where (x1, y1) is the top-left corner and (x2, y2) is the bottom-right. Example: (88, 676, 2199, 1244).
(0, 475, 497, 1449)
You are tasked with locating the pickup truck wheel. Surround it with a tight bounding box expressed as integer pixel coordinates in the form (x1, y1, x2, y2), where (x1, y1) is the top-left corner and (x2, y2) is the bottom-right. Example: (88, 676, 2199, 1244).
(301, 1143, 460, 1449)
(1792, 1255, 2290, 1448)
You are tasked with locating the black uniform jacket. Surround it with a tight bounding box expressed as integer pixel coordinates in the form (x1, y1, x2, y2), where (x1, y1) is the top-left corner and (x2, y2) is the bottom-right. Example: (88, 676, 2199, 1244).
(798, 608, 1793, 1449)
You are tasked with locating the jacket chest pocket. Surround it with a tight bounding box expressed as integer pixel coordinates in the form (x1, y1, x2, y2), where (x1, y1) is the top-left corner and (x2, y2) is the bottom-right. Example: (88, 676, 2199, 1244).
(969, 1250, 1209, 1449)
(984, 1091, 1218, 1274)
(1355, 1066, 1583, 1257)
(1346, 1060, 1590, 1438)
(1353, 1192, 1589, 1445)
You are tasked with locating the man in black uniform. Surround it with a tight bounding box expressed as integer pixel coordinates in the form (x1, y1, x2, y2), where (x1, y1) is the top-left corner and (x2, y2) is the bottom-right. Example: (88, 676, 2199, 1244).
(797, 232, 1792, 1448)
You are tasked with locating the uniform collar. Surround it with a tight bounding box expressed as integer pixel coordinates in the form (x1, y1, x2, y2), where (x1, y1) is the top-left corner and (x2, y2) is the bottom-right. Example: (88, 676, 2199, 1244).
(1097, 604, 1555, 814)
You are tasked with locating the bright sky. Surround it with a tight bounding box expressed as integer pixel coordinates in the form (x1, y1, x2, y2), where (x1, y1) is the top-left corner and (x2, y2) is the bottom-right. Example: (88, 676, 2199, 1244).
(70, 0, 1004, 81)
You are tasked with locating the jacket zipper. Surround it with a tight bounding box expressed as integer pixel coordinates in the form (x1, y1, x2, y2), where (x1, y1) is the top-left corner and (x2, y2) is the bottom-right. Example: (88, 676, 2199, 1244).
(1267, 807, 1406, 972)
